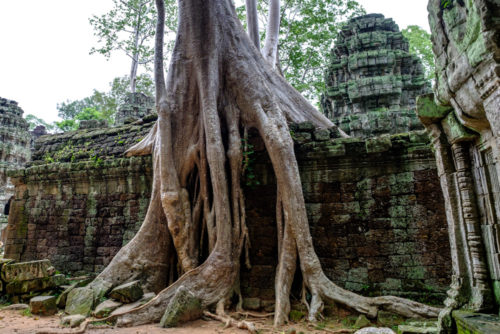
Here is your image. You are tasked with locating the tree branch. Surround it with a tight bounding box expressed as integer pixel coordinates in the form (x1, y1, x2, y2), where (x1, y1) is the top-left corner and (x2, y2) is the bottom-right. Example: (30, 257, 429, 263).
(245, 0, 260, 50)
(262, 0, 280, 68)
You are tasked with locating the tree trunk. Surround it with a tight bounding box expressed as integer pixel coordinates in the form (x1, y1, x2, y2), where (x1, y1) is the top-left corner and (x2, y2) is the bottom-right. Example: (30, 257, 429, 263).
(245, 0, 260, 50)
(80, 0, 442, 328)
(262, 0, 280, 67)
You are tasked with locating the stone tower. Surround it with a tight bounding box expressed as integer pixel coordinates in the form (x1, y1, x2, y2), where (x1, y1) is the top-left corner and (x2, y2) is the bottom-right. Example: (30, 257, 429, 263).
(0, 97, 30, 232)
(321, 14, 431, 138)
(114, 92, 155, 126)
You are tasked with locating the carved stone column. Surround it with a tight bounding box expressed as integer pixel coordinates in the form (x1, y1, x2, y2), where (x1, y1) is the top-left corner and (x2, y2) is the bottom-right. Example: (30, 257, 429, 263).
(417, 94, 495, 332)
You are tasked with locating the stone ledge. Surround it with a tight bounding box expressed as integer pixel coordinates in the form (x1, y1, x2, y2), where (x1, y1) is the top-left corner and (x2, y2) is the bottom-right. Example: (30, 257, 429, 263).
(453, 311, 500, 334)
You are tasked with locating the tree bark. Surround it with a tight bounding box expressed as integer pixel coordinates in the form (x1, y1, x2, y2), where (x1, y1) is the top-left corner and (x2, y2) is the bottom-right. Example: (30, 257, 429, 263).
(79, 0, 442, 328)
(245, 0, 260, 50)
(262, 0, 280, 67)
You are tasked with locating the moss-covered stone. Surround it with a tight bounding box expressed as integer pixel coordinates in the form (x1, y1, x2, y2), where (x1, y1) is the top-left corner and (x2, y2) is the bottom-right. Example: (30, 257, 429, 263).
(93, 299, 122, 318)
(159, 286, 203, 328)
(29, 295, 57, 316)
(321, 14, 430, 138)
(65, 287, 94, 316)
(60, 314, 86, 328)
(5, 274, 66, 295)
(453, 311, 500, 334)
(108, 280, 143, 303)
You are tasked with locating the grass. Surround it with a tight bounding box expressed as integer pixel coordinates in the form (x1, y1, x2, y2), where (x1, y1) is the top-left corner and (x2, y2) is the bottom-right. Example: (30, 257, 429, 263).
(20, 308, 32, 317)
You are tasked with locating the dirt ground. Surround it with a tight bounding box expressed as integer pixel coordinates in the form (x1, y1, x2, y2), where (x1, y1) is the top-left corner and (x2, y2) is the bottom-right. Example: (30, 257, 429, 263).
(0, 309, 356, 334)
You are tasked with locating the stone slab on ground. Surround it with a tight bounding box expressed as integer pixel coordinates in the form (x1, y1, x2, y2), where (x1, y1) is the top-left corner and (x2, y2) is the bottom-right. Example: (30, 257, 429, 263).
(109, 280, 143, 303)
(93, 299, 122, 318)
(355, 328, 395, 334)
(56, 277, 93, 308)
(160, 286, 203, 328)
(108, 291, 155, 317)
(0, 303, 29, 310)
(453, 311, 500, 334)
(5, 274, 66, 294)
(30, 295, 57, 316)
(1, 259, 52, 282)
(355, 314, 372, 328)
(397, 320, 438, 334)
(61, 314, 86, 328)
(65, 287, 94, 316)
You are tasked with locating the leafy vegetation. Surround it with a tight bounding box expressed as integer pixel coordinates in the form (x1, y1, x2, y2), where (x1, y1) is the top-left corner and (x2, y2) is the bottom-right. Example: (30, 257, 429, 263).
(89, 0, 177, 92)
(402, 25, 436, 81)
(24, 114, 55, 131)
(55, 74, 154, 131)
(237, 0, 366, 105)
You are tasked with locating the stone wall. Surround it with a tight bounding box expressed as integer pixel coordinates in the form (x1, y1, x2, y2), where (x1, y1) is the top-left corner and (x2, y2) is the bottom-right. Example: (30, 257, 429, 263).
(242, 125, 450, 303)
(4, 116, 155, 273)
(4, 117, 451, 302)
(0, 97, 30, 236)
(321, 14, 430, 138)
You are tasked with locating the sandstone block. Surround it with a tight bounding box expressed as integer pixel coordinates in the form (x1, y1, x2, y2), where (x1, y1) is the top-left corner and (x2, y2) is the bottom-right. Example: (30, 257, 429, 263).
(1, 259, 52, 282)
(65, 287, 94, 316)
(243, 297, 261, 310)
(61, 314, 86, 328)
(160, 286, 202, 328)
(93, 299, 122, 318)
(30, 295, 57, 316)
(109, 280, 143, 303)
(354, 314, 371, 328)
(6, 274, 67, 295)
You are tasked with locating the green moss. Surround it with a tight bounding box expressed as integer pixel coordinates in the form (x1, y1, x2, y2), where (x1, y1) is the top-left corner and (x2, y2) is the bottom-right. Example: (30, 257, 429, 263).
(289, 310, 306, 322)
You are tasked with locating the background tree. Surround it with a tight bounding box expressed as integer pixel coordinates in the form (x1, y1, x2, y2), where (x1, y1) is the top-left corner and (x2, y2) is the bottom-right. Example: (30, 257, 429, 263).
(24, 114, 55, 132)
(89, 0, 177, 93)
(402, 25, 435, 81)
(55, 107, 108, 132)
(67, 0, 440, 331)
(56, 73, 154, 131)
(238, 0, 365, 104)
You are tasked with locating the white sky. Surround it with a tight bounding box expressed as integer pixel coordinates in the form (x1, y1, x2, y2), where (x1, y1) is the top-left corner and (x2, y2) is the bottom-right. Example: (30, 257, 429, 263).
(0, 0, 430, 124)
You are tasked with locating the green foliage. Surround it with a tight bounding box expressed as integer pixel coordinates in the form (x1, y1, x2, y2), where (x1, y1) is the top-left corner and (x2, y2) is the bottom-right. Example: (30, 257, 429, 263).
(56, 74, 154, 132)
(24, 114, 54, 131)
(108, 74, 154, 105)
(289, 309, 306, 322)
(402, 25, 436, 81)
(57, 90, 116, 122)
(440, 0, 452, 9)
(55, 119, 78, 132)
(55, 107, 107, 132)
(241, 138, 260, 187)
(20, 308, 32, 317)
(237, 0, 365, 105)
(89, 0, 177, 83)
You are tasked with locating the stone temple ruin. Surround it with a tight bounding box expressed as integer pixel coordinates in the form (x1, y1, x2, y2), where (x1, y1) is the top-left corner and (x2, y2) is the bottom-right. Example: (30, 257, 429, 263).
(0, 98, 30, 236)
(0, 2, 499, 333)
(321, 14, 430, 138)
(416, 0, 500, 332)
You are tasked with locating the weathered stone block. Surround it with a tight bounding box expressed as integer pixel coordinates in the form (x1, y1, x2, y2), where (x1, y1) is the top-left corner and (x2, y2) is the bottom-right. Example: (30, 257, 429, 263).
(109, 280, 143, 303)
(93, 299, 122, 318)
(5, 274, 66, 295)
(65, 287, 94, 316)
(243, 297, 261, 310)
(61, 314, 86, 328)
(313, 129, 330, 141)
(30, 295, 57, 316)
(160, 286, 203, 328)
(453, 311, 500, 334)
(1, 259, 52, 282)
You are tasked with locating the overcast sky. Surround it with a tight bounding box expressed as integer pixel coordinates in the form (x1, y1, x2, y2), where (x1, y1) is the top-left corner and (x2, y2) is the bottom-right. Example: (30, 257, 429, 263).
(0, 0, 430, 123)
